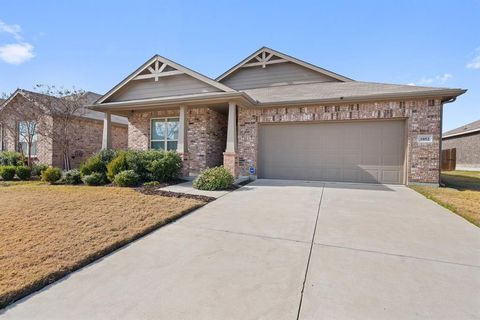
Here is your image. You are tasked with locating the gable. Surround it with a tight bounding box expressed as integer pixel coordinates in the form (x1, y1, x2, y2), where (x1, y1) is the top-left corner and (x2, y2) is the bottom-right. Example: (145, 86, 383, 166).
(217, 47, 352, 90)
(99, 55, 234, 104)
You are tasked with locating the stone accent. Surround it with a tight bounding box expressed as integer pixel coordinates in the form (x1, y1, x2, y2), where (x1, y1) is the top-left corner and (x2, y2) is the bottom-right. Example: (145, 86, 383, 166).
(443, 133, 480, 170)
(237, 99, 442, 184)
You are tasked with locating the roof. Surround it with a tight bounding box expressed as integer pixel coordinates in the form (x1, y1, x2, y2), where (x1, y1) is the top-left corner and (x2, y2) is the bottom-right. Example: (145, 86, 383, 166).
(242, 81, 466, 105)
(216, 46, 353, 82)
(1, 89, 128, 125)
(443, 119, 480, 139)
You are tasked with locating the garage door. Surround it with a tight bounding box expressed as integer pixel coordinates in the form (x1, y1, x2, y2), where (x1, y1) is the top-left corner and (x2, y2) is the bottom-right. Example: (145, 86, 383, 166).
(258, 120, 406, 184)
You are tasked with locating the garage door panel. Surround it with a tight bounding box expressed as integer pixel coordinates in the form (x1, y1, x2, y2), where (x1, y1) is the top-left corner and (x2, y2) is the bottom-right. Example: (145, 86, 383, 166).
(258, 120, 405, 184)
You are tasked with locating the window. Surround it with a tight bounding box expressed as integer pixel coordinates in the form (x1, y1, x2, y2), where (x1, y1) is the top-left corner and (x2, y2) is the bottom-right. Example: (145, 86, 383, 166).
(150, 118, 179, 150)
(18, 121, 37, 156)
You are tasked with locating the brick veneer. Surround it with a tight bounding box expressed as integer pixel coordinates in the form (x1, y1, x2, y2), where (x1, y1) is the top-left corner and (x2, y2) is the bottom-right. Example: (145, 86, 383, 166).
(128, 107, 227, 175)
(237, 99, 442, 184)
(443, 133, 480, 170)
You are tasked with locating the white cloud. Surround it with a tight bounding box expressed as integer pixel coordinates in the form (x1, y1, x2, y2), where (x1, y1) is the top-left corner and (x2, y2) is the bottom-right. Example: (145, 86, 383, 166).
(0, 20, 22, 41)
(466, 55, 480, 69)
(437, 73, 452, 83)
(410, 73, 453, 86)
(0, 19, 35, 64)
(0, 43, 35, 64)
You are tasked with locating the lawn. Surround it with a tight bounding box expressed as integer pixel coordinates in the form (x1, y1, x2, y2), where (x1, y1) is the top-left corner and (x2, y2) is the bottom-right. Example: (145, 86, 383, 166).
(411, 170, 480, 227)
(0, 182, 206, 308)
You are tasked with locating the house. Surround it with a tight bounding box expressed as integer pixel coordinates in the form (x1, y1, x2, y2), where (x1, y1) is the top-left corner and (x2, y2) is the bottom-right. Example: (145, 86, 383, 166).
(442, 120, 480, 171)
(91, 47, 466, 185)
(0, 90, 128, 168)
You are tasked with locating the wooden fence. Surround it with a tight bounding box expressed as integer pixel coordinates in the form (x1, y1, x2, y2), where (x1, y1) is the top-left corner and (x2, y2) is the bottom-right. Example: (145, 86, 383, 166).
(441, 148, 456, 171)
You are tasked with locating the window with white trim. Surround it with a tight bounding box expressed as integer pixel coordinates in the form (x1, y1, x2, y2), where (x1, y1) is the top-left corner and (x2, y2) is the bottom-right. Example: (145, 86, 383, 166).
(150, 118, 179, 150)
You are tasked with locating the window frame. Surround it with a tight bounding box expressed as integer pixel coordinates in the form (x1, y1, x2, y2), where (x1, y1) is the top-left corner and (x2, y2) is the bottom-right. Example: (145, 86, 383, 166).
(150, 117, 179, 151)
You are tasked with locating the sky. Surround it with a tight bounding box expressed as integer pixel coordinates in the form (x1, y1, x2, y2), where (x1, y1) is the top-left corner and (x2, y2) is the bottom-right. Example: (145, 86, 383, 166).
(0, 0, 479, 131)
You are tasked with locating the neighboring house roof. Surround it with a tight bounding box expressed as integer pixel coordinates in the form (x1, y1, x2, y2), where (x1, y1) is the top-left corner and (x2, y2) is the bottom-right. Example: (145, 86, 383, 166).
(216, 46, 353, 82)
(243, 81, 466, 106)
(0, 89, 128, 125)
(91, 47, 466, 111)
(443, 119, 480, 139)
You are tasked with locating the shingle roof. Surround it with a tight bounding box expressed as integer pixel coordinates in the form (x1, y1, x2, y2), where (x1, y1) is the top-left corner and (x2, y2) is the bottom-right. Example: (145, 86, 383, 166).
(242, 81, 465, 105)
(443, 119, 480, 138)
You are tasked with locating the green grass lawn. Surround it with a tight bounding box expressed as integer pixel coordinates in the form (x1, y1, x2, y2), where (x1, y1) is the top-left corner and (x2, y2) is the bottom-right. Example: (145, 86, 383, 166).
(411, 170, 480, 227)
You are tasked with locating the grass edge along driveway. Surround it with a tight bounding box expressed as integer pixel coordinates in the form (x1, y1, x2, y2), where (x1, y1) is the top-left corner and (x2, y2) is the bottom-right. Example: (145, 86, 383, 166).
(0, 182, 206, 308)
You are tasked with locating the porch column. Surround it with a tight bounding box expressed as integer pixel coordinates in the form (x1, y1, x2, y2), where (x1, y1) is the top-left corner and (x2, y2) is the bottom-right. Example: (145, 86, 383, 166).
(223, 101, 239, 177)
(102, 111, 112, 150)
(176, 105, 189, 177)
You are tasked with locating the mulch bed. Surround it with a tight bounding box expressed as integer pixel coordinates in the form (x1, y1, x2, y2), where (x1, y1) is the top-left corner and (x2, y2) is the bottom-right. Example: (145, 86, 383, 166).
(135, 186, 216, 203)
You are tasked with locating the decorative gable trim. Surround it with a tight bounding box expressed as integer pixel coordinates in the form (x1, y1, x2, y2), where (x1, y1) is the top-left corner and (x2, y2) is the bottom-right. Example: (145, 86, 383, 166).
(96, 55, 235, 104)
(216, 46, 353, 82)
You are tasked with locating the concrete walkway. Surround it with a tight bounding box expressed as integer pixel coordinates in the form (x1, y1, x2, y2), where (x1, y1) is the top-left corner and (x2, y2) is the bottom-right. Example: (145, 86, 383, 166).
(2, 180, 479, 319)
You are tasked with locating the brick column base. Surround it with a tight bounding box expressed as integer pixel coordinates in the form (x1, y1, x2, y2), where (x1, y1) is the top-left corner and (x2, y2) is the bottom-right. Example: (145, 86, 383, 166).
(223, 152, 239, 178)
(178, 152, 190, 177)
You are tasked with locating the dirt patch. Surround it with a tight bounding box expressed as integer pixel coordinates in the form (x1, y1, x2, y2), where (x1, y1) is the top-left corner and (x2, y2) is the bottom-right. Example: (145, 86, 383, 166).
(136, 186, 216, 202)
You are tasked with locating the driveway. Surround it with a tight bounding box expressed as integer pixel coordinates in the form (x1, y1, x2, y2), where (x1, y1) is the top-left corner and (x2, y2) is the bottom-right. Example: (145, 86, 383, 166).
(2, 180, 479, 319)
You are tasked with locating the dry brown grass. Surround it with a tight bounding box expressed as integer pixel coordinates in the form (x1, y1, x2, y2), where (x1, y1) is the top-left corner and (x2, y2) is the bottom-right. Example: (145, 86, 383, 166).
(0, 182, 205, 308)
(411, 171, 480, 227)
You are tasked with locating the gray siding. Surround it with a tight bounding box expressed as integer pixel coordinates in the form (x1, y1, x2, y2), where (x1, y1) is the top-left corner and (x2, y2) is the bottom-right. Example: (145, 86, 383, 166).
(106, 74, 222, 102)
(443, 133, 480, 170)
(221, 62, 340, 90)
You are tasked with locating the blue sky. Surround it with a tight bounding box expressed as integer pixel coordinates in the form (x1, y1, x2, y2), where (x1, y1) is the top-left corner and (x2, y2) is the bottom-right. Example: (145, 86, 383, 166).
(1, 0, 479, 131)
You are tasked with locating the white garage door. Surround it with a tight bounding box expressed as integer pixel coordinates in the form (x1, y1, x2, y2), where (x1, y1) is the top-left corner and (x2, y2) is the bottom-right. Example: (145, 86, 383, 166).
(258, 120, 406, 184)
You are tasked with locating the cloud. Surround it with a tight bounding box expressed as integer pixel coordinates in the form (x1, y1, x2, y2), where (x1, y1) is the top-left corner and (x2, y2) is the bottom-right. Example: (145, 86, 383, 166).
(0, 19, 35, 64)
(466, 54, 480, 69)
(437, 73, 452, 83)
(409, 73, 453, 86)
(0, 43, 35, 64)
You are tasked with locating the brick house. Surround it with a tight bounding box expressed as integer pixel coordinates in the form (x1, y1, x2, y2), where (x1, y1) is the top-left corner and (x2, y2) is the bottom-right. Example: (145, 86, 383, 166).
(92, 47, 466, 185)
(0, 90, 128, 168)
(442, 120, 480, 171)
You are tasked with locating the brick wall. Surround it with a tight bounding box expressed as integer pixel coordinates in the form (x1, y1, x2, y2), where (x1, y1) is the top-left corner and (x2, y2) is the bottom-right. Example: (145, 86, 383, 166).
(443, 133, 480, 170)
(128, 107, 227, 175)
(237, 98, 442, 184)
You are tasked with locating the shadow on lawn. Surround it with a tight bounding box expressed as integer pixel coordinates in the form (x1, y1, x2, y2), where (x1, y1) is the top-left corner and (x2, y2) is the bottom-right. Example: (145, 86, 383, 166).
(441, 171, 480, 191)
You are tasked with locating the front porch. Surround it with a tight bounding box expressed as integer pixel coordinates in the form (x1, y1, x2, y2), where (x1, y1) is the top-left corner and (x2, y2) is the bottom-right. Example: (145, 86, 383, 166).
(100, 101, 240, 178)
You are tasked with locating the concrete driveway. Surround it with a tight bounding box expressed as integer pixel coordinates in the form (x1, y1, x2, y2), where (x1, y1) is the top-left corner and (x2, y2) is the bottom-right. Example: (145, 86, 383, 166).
(2, 180, 479, 319)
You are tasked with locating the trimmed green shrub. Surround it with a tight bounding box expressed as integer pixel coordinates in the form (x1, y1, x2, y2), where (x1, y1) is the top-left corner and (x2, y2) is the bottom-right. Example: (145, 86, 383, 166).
(143, 181, 161, 187)
(0, 165, 17, 181)
(149, 151, 182, 182)
(80, 149, 117, 178)
(31, 164, 49, 177)
(106, 151, 128, 181)
(63, 169, 82, 184)
(124, 150, 149, 180)
(0, 151, 23, 166)
(193, 166, 234, 191)
(16, 166, 31, 180)
(114, 170, 140, 187)
(41, 167, 62, 184)
(82, 172, 106, 186)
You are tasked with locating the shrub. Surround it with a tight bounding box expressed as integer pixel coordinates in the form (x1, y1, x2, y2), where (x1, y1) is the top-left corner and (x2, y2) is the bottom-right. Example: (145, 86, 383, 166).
(114, 170, 140, 187)
(143, 181, 161, 187)
(106, 151, 128, 181)
(0, 151, 23, 166)
(149, 151, 182, 182)
(124, 150, 149, 180)
(0, 166, 17, 181)
(193, 166, 234, 191)
(63, 169, 82, 185)
(82, 172, 106, 186)
(41, 167, 62, 184)
(80, 149, 117, 177)
(31, 164, 49, 177)
(97, 149, 117, 164)
(15, 166, 31, 180)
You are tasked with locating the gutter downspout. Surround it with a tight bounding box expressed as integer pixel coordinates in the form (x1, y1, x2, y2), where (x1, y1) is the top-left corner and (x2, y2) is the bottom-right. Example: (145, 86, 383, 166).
(439, 96, 458, 185)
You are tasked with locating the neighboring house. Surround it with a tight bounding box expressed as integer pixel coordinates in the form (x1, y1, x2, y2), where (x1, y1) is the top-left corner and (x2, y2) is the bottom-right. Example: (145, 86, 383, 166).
(0, 90, 128, 168)
(91, 47, 466, 185)
(442, 120, 480, 171)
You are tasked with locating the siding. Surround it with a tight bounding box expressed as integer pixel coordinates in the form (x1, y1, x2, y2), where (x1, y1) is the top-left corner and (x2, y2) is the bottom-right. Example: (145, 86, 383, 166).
(107, 74, 222, 102)
(221, 62, 340, 90)
(442, 133, 480, 170)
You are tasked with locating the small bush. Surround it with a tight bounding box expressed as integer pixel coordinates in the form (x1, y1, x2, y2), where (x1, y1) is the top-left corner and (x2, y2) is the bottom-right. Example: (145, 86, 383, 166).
(82, 172, 106, 186)
(0, 165, 17, 181)
(143, 181, 161, 187)
(114, 170, 140, 187)
(97, 149, 117, 164)
(106, 151, 128, 181)
(149, 151, 182, 182)
(41, 167, 62, 184)
(31, 164, 49, 177)
(80, 149, 117, 177)
(63, 169, 82, 185)
(193, 166, 234, 191)
(16, 166, 31, 180)
(0, 151, 23, 166)
(124, 150, 149, 180)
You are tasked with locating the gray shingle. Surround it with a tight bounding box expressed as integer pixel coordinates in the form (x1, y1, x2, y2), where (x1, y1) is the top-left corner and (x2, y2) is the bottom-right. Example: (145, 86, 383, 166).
(443, 120, 480, 137)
